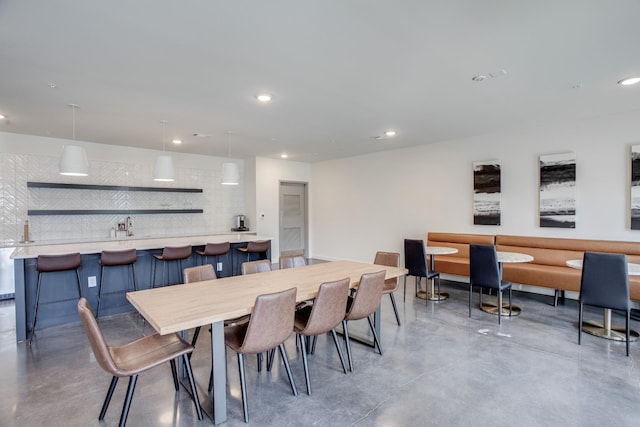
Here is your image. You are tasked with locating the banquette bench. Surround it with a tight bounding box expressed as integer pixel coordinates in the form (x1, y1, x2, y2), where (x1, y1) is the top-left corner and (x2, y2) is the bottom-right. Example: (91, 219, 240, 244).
(426, 232, 640, 301)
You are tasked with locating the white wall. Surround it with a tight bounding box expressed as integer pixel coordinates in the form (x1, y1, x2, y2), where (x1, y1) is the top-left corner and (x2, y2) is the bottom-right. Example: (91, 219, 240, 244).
(310, 111, 640, 262)
(0, 132, 244, 245)
(253, 157, 311, 261)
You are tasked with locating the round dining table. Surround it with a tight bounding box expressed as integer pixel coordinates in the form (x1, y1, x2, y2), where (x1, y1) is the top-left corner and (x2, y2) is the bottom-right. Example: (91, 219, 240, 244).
(566, 259, 639, 342)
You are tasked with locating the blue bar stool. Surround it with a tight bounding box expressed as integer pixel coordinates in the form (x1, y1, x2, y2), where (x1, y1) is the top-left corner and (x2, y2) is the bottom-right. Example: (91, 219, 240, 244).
(97, 248, 137, 318)
(195, 242, 230, 278)
(31, 252, 82, 343)
(152, 245, 192, 287)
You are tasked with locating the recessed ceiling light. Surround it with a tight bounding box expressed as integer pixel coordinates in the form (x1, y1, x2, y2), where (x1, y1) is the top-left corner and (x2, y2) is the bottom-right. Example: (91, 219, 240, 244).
(256, 93, 272, 102)
(172, 139, 182, 144)
(618, 77, 640, 86)
(0, 114, 5, 119)
(280, 153, 288, 159)
(472, 75, 487, 82)
(385, 130, 396, 137)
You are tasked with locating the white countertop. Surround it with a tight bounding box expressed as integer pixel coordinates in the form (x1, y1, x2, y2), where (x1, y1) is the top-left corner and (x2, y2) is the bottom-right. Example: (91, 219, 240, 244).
(10, 233, 272, 259)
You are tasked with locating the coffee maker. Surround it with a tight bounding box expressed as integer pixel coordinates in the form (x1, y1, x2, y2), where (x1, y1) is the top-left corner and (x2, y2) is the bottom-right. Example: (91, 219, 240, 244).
(232, 214, 249, 231)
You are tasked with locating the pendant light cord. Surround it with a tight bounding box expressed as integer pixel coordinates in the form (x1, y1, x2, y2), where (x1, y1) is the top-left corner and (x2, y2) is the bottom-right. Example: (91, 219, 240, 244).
(160, 120, 168, 152)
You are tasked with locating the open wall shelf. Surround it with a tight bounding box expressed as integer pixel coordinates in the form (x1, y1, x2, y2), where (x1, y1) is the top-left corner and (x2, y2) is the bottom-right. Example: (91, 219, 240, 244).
(27, 182, 203, 193)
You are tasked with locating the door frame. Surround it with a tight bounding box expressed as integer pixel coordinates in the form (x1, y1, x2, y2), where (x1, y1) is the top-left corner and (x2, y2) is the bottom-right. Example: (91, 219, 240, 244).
(278, 181, 309, 258)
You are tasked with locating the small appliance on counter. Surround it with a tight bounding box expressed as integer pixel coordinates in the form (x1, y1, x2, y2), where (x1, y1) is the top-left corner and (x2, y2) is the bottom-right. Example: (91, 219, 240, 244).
(231, 214, 249, 232)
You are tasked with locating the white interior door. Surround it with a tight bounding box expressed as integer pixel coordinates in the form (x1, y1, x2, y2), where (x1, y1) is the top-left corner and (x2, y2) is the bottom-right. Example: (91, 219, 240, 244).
(279, 182, 307, 257)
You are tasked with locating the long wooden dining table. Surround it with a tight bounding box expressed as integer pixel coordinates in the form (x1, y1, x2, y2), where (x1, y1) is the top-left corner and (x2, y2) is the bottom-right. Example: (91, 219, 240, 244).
(127, 260, 407, 425)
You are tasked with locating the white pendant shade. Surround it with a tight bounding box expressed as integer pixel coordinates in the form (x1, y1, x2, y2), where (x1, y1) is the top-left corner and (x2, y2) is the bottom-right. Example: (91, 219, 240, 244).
(59, 145, 89, 176)
(153, 155, 175, 182)
(221, 162, 239, 185)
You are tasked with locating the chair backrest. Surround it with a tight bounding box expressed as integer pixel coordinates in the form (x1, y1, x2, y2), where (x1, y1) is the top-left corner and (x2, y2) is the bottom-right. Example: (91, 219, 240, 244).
(183, 264, 217, 283)
(77, 298, 118, 375)
(404, 239, 428, 277)
(238, 287, 297, 354)
(162, 245, 192, 261)
(100, 248, 137, 266)
(580, 251, 631, 311)
(469, 244, 501, 289)
(345, 270, 386, 321)
(36, 252, 81, 272)
(203, 242, 230, 256)
(299, 277, 350, 336)
(242, 259, 272, 275)
(279, 255, 306, 269)
(246, 240, 270, 253)
(374, 251, 400, 292)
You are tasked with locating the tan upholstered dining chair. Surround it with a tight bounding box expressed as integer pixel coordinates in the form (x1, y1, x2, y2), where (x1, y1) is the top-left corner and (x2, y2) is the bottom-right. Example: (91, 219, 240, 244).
(342, 270, 386, 372)
(374, 251, 402, 326)
(279, 254, 306, 269)
(294, 277, 349, 394)
(225, 287, 298, 422)
(77, 298, 202, 427)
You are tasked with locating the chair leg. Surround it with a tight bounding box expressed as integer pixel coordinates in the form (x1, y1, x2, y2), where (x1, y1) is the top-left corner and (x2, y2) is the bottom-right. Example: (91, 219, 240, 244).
(389, 292, 401, 326)
(330, 329, 348, 374)
(468, 284, 473, 318)
(498, 290, 502, 325)
(30, 272, 44, 344)
(257, 352, 263, 372)
(367, 315, 383, 355)
(182, 354, 203, 420)
(626, 311, 630, 357)
(119, 375, 138, 427)
(578, 303, 583, 345)
(508, 288, 512, 317)
(278, 343, 298, 396)
(131, 264, 137, 292)
(298, 335, 312, 395)
(99, 376, 118, 420)
(310, 335, 317, 354)
(97, 265, 106, 318)
(187, 325, 200, 364)
(267, 348, 276, 371)
(75, 268, 83, 298)
(169, 359, 179, 391)
(403, 276, 407, 302)
(238, 353, 249, 423)
(151, 259, 157, 288)
(343, 320, 353, 372)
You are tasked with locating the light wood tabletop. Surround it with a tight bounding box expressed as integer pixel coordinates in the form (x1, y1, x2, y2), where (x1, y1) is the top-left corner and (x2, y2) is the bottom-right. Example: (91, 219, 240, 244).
(127, 260, 407, 335)
(127, 259, 407, 425)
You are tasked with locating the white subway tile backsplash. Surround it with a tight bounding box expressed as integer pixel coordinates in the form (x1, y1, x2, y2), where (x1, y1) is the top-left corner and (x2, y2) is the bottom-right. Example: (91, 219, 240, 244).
(1, 152, 244, 246)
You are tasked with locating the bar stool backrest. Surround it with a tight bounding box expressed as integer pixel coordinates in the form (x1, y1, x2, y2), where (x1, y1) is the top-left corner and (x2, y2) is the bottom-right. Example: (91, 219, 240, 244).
(246, 240, 270, 253)
(36, 253, 81, 272)
(203, 242, 230, 256)
(162, 245, 192, 261)
(100, 249, 137, 266)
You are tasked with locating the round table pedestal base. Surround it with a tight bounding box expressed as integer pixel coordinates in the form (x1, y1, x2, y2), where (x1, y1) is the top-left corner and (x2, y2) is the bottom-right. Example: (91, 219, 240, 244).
(480, 301, 522, 317)
(582, 321, 639, 342)
(416, 290, 449, 301)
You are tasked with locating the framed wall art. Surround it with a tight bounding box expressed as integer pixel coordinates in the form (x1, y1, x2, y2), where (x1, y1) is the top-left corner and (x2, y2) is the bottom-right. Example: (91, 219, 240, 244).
(473, 160, 501, 226)
(539, 152, 576, 228)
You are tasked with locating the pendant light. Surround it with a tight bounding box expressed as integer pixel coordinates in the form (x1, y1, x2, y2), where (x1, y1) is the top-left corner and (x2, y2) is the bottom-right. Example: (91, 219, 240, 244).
(153, 120, 175, 182)
(221, 131, 239, 185)
(59, 104, 89, 176)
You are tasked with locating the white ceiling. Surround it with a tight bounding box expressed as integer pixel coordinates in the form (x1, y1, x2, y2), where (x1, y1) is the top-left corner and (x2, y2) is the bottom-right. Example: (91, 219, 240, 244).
(1, 1, 639, 163)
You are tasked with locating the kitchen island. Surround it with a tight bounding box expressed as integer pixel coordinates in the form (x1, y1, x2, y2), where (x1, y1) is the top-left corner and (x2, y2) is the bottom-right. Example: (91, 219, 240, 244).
(10, 233, 271, 342)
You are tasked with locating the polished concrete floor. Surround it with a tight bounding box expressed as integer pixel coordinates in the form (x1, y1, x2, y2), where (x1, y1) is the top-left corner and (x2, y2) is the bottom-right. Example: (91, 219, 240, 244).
(2, 279, 640, 426)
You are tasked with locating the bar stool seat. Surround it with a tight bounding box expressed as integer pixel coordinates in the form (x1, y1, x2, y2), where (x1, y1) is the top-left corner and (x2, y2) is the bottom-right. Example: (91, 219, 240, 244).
(31, 252, 82, 343)
(152, 245, 192, 288)
(195, 242, 230, 278)
(98, 249, 137, 318)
